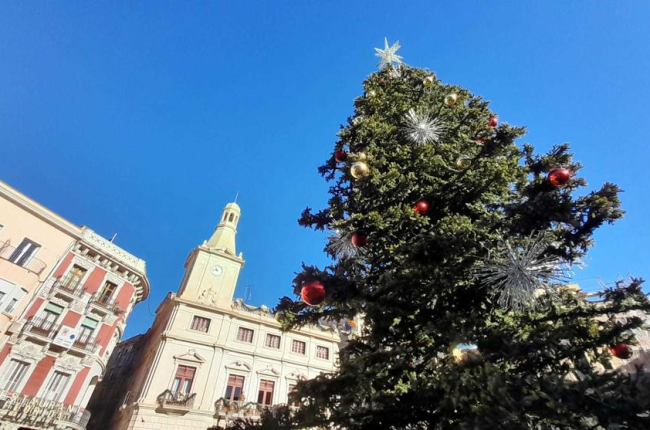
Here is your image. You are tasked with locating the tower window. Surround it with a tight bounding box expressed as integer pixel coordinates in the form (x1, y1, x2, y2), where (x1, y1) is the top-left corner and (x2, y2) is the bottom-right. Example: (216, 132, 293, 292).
(291, 340, 306, 355)
(265, 334, 281, 349)
(316, 346, 330, 360)
(229, 213, 234, 222)
(237, 327, 254, 343)
(190, 316, 211, 333)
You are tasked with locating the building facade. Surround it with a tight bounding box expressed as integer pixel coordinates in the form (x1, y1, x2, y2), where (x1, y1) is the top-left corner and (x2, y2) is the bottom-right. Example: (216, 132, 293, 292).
(88, 202, 348, 430)
(0, 179, 150, 430)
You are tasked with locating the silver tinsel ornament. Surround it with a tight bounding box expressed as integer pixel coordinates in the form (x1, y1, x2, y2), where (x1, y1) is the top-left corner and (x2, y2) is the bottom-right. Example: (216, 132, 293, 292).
(475, 234, 570, 311)
(403, 108, 443, 145)
(327, 231, 366, 260)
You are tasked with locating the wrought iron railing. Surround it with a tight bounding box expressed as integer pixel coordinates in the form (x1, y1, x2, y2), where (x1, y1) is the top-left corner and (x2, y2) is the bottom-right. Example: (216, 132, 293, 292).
(24, 316, 60, 339)
(214, 398, 290, 419)
(89, 294, 122, 314)
(52, 275, 86, 297)
(0, 389, 91, 428)
(157, 390, 196, 409)
(72, 337, 100, 354)
(0, 240, 47, 276)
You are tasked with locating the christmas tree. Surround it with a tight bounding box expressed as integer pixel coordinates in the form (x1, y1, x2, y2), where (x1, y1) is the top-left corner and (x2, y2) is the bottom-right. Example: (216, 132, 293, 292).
(236, 39, 650, 429)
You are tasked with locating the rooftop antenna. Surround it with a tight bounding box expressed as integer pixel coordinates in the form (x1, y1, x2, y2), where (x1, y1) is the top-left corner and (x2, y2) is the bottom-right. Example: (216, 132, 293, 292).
(234, 191, 239, 203)
(110, 233, 118, 243)
(244, 285, 253, 303)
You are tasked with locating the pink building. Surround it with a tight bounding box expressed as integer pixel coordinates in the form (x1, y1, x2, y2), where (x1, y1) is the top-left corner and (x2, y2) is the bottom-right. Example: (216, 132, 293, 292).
(0, 179, 150, 430)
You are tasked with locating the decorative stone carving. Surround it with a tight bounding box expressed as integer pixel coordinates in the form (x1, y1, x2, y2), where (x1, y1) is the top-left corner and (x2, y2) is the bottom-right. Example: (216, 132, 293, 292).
(11, 343, 46, 361)
(56, 355, 82, 372)
(48, 297, 69, 308)
(81, 355, 95, 367)
(199, 288, 219, 306)
(70, 300, 86, 313)
(104, 313, 118, 325)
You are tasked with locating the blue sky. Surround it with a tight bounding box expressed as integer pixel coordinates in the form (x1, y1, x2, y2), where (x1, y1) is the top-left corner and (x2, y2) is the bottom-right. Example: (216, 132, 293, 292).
(1, 2, 649, 337)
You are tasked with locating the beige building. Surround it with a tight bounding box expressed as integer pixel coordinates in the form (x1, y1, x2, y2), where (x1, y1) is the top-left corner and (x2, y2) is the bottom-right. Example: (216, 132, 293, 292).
(0, 179, 150, 430)
(88, 202, 349, 430)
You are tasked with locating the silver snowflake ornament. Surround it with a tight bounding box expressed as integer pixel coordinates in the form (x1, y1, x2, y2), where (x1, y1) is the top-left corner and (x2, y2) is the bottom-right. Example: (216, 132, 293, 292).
(327, 231, 366, 261)
(475, 234, 570, 311)
(375, 38, 403, 69)
(403, 108, 443, 145)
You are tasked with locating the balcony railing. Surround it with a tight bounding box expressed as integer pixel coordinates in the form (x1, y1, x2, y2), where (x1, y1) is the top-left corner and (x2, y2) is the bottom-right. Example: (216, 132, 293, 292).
(0, 389, 91, 429)
(89, 294, 122, 314)
(24, 316, 60, 339)
(72, 337, 100, 354)
(52, 275, 86, 297)
(0, 240, 47, 276)
(214, 398, 292, 421)
(157, 390, 196, 411)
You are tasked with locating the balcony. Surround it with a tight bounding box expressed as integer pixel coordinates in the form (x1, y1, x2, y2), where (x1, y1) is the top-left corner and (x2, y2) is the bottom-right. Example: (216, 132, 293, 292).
(89, 294, 122, 314)
(214, 398, 289, 421)
(0, 240, 47, 276)
(52, 276, 86, 298)
(0, 389, 91, 430)
(71, 337, 100, 354)
(24, 316, 60, 339)
(157, 390, 196, 413)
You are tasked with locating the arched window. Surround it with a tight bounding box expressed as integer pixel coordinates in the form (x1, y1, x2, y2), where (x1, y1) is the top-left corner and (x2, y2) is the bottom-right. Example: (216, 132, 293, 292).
(229, 213, 234, 222)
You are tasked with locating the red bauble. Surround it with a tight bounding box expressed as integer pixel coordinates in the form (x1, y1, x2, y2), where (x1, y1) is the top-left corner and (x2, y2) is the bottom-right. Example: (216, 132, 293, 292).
(351, 232, 368, 247)
(610, 343, 632, 359)
(476, 138, 486, 146)
(488, 115, 498, 128)
(413, 200, 429, 215)
(548, 168, 571, 188)
(334, 149, 347, 163)
(301, 280, 326, 306)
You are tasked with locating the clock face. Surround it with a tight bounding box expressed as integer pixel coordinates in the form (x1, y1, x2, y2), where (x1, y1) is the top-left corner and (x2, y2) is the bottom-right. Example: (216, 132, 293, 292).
(212, 265, 223, 277)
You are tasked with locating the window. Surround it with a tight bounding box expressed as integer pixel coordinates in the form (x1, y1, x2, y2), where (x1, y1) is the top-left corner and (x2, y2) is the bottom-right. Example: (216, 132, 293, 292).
(8, 238, 40, 267)
(292, 340, 306, 355)
(171, 365, 196, 396)
(38, 302, 64, 329)
(43, 371, 70, 401)
(265, 334, 281, 349)
(77, 317, 99, 344)
(257, 379, 275, 406)
(63, 265, 87, 290)
(4, 299, 18, 313)
(98, 281, 117, 303)
(288, 384, 299, 406)
(0, 224, 4, 232)
(190, 316, 211, 333)
(237, 327, 254, 343)
(2, 359, 30, 392)
(2, 287, 26, 314)
(225, 374, 245, 403)
(316, 346, 330, 360)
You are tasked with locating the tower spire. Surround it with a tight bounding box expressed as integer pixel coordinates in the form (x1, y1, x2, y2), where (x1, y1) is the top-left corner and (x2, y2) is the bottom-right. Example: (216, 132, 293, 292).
(205, 201, 241, 255)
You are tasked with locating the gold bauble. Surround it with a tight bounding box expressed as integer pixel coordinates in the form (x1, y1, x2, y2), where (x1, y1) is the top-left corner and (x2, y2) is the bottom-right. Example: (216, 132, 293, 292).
(451, 343, 482, 367)
(368, 90, 377, 97)
(456, 156, 472, 169)
(423, 75, 435, 87)
(356, 152, 367, 161)
(350, 161, 370, 179)
(445, 93, 459, 106)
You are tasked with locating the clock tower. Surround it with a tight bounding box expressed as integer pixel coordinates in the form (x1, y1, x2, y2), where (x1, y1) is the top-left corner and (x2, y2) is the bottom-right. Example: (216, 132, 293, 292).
(176, 202, 245, 309)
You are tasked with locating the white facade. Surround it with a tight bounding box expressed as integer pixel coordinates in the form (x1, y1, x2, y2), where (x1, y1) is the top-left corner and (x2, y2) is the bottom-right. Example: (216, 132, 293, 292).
(89, 202, 346, 430)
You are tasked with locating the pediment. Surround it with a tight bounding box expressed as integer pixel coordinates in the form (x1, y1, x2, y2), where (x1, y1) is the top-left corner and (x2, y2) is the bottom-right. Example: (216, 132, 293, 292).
(225, 360, 252, 371)
(286, 371, 307, 381)
(257, 366, 280, 376)
(174, 349, 206, 364)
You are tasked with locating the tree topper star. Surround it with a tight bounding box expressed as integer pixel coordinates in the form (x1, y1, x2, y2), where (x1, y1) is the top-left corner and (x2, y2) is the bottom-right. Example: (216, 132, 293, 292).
(375, 38, 403, 69)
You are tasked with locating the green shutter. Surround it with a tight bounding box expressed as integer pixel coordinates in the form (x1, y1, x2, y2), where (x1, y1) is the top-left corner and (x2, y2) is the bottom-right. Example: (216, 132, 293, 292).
(44, 302, 64, 314)
(81, 317, 99, 329)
